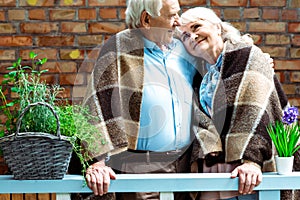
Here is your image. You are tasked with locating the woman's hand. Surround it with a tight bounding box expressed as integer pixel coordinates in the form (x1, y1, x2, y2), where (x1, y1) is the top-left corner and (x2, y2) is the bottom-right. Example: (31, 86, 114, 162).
(230, 162, 262, 195)
(85, 160, 116, 196)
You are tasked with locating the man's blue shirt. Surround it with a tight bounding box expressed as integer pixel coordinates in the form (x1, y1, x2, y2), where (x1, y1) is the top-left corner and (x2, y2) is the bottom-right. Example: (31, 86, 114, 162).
(137, 37, 197, 151)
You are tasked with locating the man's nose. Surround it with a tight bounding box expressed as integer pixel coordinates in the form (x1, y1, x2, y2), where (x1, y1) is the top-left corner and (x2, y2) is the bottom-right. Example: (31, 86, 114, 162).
(174, 14, 182, 26)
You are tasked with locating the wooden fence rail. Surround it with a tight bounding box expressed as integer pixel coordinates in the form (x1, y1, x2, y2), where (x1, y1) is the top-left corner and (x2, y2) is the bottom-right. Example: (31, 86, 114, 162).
(0, 172, 299, 200)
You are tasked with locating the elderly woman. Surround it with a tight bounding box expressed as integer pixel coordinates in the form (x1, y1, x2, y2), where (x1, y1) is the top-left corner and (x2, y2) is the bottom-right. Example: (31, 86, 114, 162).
(178, 7, 289, 200)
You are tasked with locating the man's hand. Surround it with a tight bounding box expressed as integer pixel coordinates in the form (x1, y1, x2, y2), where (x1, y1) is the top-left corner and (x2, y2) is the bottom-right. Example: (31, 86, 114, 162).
(85, 160, 116, 196)
(230, 162, 262, 195)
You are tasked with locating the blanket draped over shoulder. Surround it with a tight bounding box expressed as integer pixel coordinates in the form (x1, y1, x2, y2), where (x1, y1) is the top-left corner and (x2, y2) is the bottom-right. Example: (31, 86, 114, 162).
(192, 40, 289, 172)
(83, 29, 146, 158)
(82, 28, 221, 159)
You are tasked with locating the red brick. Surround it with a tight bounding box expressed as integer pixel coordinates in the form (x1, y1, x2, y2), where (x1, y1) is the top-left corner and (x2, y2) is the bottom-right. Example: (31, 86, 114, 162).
(77, 35, 103, 46)
(60, 73, 84, 85)
(49, 9, 76, 20)
(292, 35, 300, 46)
(223, 9, 241, 20)
(288, 23, 300, 33)
(41, 61, 77, 73)
(61, 22, 86, 33)
(89, 22, 126, 34)
(0, 23, 16, 34)
(179, 0, 206, 6)
(211, 0, 247, 6)
(120, 8, 126, 20)
(37, 36, 74, 47)
(290, 48, 300, 58)
(0, 11, 6, 21)
(282, 9, 298, 20)
(0, 36, 32, 46)
(8, 10, 25, 20)
(59, 0, 84, 6)
(89, 0, 125, 6)
(0, 0, 16, 6)
(290, 0, 300, 8)
(0, 50, 15, 61)
(230, 22, 246, 32)
(19, 0, 54, 6)
(287, 98, 300, 107)
(262, 9, 279, 20)
(243, 8, 260, 19)
(20, 22, 58, 34)
(260, 46, 287, 58)
(28, 9, 46, 20)
(266, 35, 290, 45)
(275, 60, 300, 70)
(99, 8, 117, 19)
(249, 22, 285, 32)
(250, 0, 286, 6)
(282, 84, 296, 95)
(79, 9, 96, 20)
(291, 72, 300, 83)
(19, 49, 58, 60)
(40, 74, 57, 85)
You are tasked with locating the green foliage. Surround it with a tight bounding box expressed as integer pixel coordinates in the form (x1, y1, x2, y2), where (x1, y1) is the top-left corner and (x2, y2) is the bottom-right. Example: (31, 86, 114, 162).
(0, 52, 106, 176)
(267, 121, 300, 157)
(0, 51, 57, 135)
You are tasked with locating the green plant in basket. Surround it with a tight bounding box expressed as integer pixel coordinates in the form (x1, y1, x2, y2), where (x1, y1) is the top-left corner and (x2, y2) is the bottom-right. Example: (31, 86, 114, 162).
(266, 106, 300, 157)
(0, 51, 58, 136)
(0, 52, 106, 177)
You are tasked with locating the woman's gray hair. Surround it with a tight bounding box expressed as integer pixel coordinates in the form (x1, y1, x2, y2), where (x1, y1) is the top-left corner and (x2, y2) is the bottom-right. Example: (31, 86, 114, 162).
(125, 0, 163, 29)
(181, 7, 252, 44)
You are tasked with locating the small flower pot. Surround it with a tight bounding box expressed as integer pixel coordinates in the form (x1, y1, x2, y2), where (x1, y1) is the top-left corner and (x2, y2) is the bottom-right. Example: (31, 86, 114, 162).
(275, 155, 294, 175)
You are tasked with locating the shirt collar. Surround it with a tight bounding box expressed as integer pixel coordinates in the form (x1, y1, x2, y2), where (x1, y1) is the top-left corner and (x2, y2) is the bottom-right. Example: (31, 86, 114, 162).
(143, 37, 177, 52)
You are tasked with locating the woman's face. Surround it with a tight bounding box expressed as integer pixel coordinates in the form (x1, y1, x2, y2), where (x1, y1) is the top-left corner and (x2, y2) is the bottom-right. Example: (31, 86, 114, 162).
(179, 19, 223, 60)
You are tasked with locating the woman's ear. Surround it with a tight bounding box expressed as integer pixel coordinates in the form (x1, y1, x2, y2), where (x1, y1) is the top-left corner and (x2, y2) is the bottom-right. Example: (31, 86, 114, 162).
(140, 10, 150, 29)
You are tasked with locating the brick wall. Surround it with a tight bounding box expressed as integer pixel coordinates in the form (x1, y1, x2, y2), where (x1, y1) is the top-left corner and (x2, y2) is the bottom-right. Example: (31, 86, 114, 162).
(0, 0, 299, 105)
(0, 0, 298, 198)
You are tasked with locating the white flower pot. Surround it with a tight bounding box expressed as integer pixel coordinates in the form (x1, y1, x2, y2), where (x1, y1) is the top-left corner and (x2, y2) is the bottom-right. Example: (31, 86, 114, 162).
(275, 155, 294, 175)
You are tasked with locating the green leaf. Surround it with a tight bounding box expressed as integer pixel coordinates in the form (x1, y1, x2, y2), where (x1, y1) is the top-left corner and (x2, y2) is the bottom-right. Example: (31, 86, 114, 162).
(6, 102, 15, 107)
(0, 130, 4, 137)
(6, 66, 15, 70)
(40, 69, 48, 74)
(11, 87, 19, 93)
(16, 57, 21, 65)
(1, 79, 10, 84)
(40, 58, 47, 64)
(29, 51, 37, 59)
(8, 71, 17, 77)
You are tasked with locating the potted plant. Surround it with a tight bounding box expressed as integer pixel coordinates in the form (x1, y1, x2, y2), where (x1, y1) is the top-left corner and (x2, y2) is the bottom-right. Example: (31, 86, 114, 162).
(0, 52, 105, 179)
(266, 106, 300, 174)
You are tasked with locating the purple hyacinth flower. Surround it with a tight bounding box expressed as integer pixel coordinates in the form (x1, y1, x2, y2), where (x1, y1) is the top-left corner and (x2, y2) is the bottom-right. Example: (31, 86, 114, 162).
(282, 106, 299, 125)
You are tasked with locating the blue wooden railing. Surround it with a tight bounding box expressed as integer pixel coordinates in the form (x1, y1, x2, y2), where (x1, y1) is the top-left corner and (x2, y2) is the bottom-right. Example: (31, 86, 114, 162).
(0, 172, 299, 200)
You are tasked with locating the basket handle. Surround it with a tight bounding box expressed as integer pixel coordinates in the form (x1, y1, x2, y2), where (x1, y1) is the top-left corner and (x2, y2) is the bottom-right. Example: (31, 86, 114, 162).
(15, 102, 61, 139)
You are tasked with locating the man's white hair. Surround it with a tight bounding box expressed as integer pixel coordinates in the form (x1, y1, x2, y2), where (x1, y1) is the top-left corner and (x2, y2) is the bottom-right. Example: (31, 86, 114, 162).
(125, 0, 163, 29)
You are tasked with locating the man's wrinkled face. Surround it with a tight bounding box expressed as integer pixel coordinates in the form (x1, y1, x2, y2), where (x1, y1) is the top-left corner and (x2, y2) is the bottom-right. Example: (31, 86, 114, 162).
(147, 0, 181, 45)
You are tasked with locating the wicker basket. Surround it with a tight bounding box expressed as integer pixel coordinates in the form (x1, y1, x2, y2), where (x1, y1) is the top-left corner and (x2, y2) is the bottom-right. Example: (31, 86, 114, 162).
(0, 102, 73, 180)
